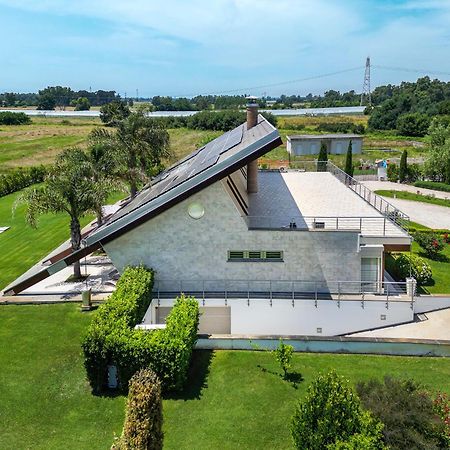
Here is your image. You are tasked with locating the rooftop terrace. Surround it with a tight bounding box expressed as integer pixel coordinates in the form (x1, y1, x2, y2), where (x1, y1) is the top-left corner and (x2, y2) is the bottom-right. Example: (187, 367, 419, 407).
(247, 171, 408, 237)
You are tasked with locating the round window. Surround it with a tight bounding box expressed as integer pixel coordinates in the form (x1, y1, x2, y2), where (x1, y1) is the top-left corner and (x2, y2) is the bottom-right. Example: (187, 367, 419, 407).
(188, 202, 205, 219)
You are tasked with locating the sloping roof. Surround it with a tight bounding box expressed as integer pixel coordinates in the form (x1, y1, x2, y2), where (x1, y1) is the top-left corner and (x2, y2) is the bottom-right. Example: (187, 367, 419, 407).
(4, 115, 281, 295)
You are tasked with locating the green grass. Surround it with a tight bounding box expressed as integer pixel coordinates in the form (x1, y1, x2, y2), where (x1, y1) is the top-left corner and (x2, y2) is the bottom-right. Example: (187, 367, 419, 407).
(413, 241, 450, 294)
(0, 190, 124, 291)
(1, 303, 450, 449)
(375, 190, 450, 208)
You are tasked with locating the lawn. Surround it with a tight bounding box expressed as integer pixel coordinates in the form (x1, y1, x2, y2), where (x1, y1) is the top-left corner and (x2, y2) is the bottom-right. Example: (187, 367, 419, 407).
(1, 303, 450, 450)
(375, 189, 450, 208)
(0, 190, 124, 291)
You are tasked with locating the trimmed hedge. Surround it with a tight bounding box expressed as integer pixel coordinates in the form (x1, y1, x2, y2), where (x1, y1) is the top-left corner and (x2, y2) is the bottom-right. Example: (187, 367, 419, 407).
(414, 181, 450, 193)
(82, 266, 199, 393)
(0, 166, 48, 197)
(113, 369, 163, 450)
(0, 111, 31, 125)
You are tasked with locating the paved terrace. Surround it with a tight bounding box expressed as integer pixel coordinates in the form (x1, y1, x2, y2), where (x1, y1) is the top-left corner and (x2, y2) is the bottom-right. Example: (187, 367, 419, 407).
(248, 171, 407, 237)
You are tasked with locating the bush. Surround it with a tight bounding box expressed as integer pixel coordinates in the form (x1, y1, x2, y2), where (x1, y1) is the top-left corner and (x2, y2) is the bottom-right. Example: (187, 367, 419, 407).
(0, 111, 31, 125)
(387, 163, 399, 182)
(291, 370, 384, 450)
(100, 100, 131, 126)
(390, 253, 432, 285)
(113, 369, 163, 450)
(414, 180, 450, 193)
(357, 377, 446, 450)
(414, 232, 445, 259)
(0, 166, 48, 197)
(274, 339, 293, 379)
(433, 392, 450, 448)
(396, 113, 431, 137)
(82, 267, 199, 393)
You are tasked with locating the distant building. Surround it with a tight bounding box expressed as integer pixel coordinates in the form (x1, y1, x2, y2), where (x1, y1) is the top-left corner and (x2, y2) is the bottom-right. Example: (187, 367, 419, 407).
(287, 134, 363, 156)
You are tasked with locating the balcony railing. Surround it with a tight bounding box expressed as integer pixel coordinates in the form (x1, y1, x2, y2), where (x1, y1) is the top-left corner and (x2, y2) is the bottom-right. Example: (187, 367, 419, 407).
(153, 279, 414, 305)
(244, 215, 399, 235)
(325, 162, 410, 232)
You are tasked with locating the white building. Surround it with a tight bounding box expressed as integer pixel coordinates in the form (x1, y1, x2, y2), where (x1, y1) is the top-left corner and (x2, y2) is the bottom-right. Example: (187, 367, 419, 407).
(6, 105, 416, 336)
(287, 134, 363, 156)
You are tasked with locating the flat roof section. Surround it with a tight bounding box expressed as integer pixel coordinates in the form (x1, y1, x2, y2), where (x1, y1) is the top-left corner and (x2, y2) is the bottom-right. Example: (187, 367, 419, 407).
(287, 134, 362, 140)
(249, 171, 408, 237)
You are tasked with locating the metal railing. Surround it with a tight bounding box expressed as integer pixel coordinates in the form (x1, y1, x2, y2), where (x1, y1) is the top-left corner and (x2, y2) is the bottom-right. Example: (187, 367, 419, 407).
(325, 161, 410, 232)
(153, 279, 413, 306)
(244, 215, 396, 235)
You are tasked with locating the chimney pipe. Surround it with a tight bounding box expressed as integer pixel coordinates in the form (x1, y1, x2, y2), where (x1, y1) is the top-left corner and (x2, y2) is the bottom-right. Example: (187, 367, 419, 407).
(246, 96, 259, 193)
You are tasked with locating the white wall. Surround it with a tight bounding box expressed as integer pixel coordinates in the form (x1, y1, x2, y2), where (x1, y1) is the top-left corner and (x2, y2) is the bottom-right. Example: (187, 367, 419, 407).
(414, 296, 450, 313)
(148, 297, 413, 336)
(104, 181, 362, 291)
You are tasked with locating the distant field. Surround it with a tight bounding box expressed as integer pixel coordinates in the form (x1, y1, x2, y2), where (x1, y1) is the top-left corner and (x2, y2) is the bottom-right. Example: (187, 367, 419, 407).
(0, 115, 428, 173)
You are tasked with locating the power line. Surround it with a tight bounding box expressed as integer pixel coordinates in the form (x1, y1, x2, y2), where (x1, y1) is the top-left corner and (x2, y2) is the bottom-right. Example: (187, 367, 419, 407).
(360, 57, 371, 106)
(183, 66, 364, 97)
(373, 65, 450, 77)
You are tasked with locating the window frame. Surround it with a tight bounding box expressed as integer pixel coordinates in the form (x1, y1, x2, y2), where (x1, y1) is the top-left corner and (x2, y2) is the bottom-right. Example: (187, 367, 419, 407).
(227, 250, 284, 262)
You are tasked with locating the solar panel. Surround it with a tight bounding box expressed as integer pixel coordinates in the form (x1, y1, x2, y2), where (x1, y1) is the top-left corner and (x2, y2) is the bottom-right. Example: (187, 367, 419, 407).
(103, 121, 246, 226)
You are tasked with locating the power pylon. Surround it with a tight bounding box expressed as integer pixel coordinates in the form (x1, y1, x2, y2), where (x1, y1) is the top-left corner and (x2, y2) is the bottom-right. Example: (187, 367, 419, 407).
(360, 57, 371, 106)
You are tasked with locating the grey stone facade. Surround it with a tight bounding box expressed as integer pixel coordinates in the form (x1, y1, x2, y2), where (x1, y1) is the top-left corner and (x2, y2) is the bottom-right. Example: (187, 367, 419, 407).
(104, 181, 361, 290)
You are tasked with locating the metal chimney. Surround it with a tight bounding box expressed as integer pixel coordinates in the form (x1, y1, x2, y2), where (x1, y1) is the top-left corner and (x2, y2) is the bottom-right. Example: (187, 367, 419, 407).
(246, 96, 259, 193)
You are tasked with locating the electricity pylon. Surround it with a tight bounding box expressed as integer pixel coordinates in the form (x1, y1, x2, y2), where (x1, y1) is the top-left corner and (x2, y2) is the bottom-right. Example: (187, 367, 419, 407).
(360, 57, 372, 106)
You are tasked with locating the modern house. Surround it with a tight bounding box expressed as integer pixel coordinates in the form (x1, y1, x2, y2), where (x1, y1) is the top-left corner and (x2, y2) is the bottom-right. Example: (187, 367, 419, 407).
(287, 134, 363, 156)
(6, 102, 418, 336)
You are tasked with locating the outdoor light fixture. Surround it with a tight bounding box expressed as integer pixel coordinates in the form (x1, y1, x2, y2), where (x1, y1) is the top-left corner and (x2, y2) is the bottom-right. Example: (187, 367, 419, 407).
(187, 202, 205, 220)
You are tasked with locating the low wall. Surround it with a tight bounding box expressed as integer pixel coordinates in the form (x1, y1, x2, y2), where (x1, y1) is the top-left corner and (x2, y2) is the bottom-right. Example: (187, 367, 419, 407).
(149, 297, 413, 336)
(414, 296, 450, 314)
(196, 335, 450, 357)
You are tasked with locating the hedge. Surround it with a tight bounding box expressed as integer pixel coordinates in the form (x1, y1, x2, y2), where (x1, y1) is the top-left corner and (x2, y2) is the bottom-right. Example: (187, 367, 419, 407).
(414, 181, 450, 193)
(0, 166, 48, 197)
(0, 111, 31, 125)
(113, 369, 163, 450)
(82, 266, 199, 393)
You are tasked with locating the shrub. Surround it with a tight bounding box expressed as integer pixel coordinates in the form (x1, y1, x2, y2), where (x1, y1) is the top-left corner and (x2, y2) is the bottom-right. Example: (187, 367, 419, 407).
(82, 267, 199, 393)
(387, 163, 399, 182)
(414, 180, 450, 193)
(414, 232, 445, 259)
(0, 111, 31, 125)
(317, 142, 328, 171)
(291, 370, 384, 450)
(0, 166, 48, 197)
(113, 369, 163, 450)
(396, 113, 431, 137)
(433, 392, 450, 448)
(100, 100, 131, 126)
(399, 150, 408, 183)
(273, 339, 293, 379)
(357, 377, 445, 450)
(391, 253, 432, 285)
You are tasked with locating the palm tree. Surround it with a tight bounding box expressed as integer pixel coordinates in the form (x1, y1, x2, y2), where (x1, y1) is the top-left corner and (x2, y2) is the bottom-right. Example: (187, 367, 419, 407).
(15, 149, 99, 279)
(90, 112, 171, 197)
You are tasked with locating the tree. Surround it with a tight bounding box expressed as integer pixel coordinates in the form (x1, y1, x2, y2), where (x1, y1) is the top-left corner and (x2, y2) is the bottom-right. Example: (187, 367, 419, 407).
(396, 113, 431, 137)
(36, 92, 56, 110)
(345, 140, 354, 177)
(273, 339, 293, 379)
(291, 370, 384, 450)
(100, 101, 131, 127)
(399, 150, 408, 183)
(73, 97, 91, 111)
(14, 149, 99, 278)
(424, 120, 450, 183)
(317, 142, 328, 171)
(91, 112, 171, 197)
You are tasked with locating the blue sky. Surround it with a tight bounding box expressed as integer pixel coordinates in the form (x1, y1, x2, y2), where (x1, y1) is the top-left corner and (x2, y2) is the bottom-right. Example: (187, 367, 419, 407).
(1, 0, 450, 97)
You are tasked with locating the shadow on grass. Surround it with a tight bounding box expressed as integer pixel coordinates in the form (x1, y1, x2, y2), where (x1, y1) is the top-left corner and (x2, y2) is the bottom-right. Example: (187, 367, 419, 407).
(165, 350, 214, 401)
(257, 364, 304, 390)
(417, 250, 449, 263)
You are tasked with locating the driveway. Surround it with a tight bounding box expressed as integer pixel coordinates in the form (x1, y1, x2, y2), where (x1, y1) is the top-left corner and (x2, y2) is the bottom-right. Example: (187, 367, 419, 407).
(374, 197, 450, 229)
(362, 180, 450, 200)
